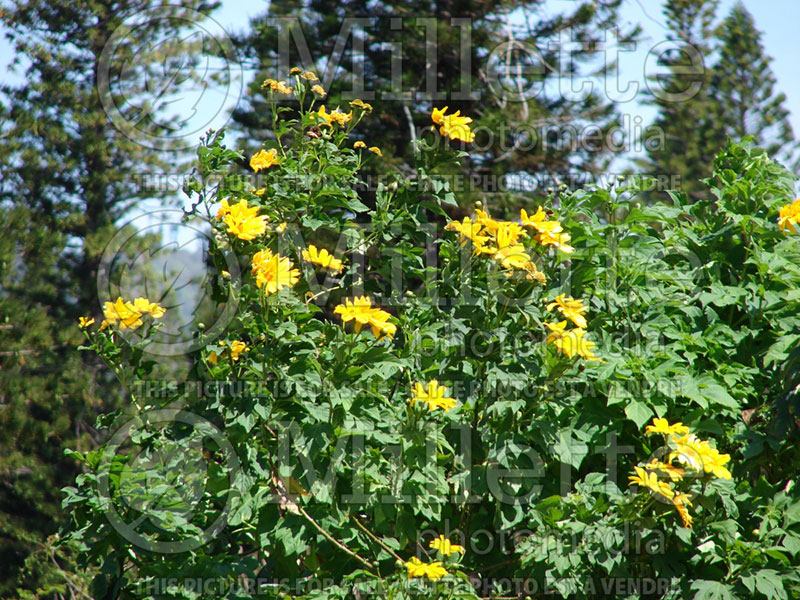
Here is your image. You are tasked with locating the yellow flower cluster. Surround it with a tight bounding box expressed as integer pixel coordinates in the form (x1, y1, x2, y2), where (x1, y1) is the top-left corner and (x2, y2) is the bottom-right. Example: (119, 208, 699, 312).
(250, 148, 280, 172)
(100, 297, 165, 330)
(219, 199, 268, 241)
(445, 209, 559, 282)
(261, 78, 293, 95)
(302, 244, 344, 273)
(410, 380, 457, 412)
(431, 106, 475, 143)
(251, 248, 300, 294)
(778, 198, 800, 233)
(317, 105, 352, 127)
(629, 418, 733, 529)
(333, 296, 396, 339)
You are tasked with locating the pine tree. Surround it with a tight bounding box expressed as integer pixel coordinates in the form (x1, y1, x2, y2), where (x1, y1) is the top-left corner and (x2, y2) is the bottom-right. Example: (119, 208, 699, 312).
(0, 0, 218, 595)
(232, 0, 640, 215)
(711, 2, 799, 170)
(638, 0, 723, 201)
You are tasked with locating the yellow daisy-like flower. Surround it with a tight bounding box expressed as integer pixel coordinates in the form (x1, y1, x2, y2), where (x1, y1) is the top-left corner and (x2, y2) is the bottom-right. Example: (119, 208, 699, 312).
(78, 316, 95, 328)
(546, 295, 588, 329)
(405, 557, 448, 581)
(207, 350, 219, 366)
(250, 148, 280, 172)
(102, 297, 144, 329)
(261, 78, 294, 95)
(628, 466, 674, 499)
(494, 245, 531, 271)
(251, 249, 300, 295)
(333, 296, 396, 339)
(645, 417, 690, 436)
(494, 221, 526, 250)
(353, 141, 367, 150)
(302, 244, 344, 273)
(644, 458, 685, 482)
(672, 493, 693, 529)
(223, 200, 268, 241)
(429, 535, 465, 556)
(410, 380, 457, 412)
(131, 297, 166, 319)
(444, 217, 488, 248)
(311, 84, 326, 97)
(349, 99, 373, 112)
(669, 434, 732, 480)
(430, 107, 475, 143)
(289, 67, 302, 75)
(545, 321, 602, 361)
(778, 198, 800, 234)
(520, 207, 564, 235)
(536, 229, 574, 253)
(301, 71, 317, 80)
(229, 340, 248, 361)
(317, 105, 352, 127)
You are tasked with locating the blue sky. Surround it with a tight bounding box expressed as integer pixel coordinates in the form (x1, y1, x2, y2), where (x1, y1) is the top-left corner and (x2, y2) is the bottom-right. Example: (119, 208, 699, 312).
(1, 0, 798, 162)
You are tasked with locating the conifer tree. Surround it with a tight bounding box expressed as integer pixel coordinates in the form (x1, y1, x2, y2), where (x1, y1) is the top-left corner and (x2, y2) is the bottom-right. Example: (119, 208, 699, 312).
(711, 2, 799, 170)
(0, 0, 218, 594)
(638, 0, 722, 201)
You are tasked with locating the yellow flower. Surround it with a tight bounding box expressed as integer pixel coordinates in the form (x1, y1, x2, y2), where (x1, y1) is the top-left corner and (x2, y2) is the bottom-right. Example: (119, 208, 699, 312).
(520, 207, 563, 235)
(250, 148, 280, 172)
(216, 198, 231, 221)
(628, 466, 674, 499)
(349, 99, 373, 112)
(405, 557, 448, 581)
(429, 535, 465, 556)
(261, 78, 293, 94)
(301, 71, 318, 80)
(546, 295, 588, 329)
(317, 105, 352, 127)
(672, 493, 693, 529)
(102, 297, 144, 329)
(223, 200, 268, 241)
(289, 67, 302, 75)
(444, 217, 488, 248)
(311, 84, 326, 97)
(251, 249, 300, 295)
(431, 107, 475, 143)
(207, 350, 219, 366)
(494, 221, 526, 249)
(333, 296, 396, 339)
(535, 229, 574, 253)
(353, 141, 367, 149)
(254, 188, 267, 196)
(276, 222, 287, 233)
(668, 434, 732, 479)
(644, 417, 690, 436)
(778, 198, 800, 233)
(545, 321, 602, 361)
(78, 316, 95, 328)
(410, 380, 457, 412)
(302, 244, 344, 273)
(229, 340, 248, 361)
(494, 245, 531, 270)
(131, 297, 166, 318)
(368, 146, 382, 156)
(644, 458, 685, 482)
(431, 106, 448, 126)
